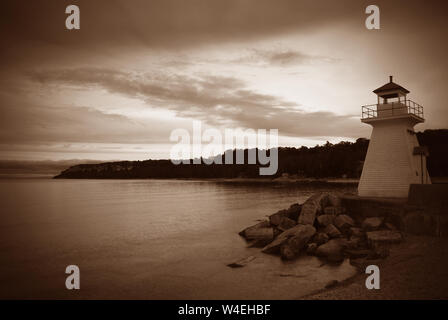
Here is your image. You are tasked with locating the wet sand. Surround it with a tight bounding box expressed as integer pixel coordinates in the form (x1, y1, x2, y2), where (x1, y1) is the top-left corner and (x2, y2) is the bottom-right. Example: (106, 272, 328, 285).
(303, 235, 448, 299)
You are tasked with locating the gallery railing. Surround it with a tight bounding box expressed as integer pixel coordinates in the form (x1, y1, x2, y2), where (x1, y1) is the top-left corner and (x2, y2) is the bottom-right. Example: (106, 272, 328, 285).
(362, 99, 424, 120)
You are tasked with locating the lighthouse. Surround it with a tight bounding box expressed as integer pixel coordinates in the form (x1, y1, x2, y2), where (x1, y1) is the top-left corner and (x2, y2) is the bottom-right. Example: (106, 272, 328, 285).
(358, 76, 431, 198)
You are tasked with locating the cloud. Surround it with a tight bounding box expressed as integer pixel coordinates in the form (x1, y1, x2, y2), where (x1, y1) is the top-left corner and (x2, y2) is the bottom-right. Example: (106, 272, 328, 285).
(234, 49, 336, 66)
(28, 67, 362, 138)
(0, 92, 173, 145)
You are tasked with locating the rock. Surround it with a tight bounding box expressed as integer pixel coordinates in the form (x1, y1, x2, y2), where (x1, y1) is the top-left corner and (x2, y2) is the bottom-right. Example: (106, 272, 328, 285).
(362, 217, 384, 231)
(273, 227, 283, 238)
(334, 214, 355, 232)
(278, 217, 297, 231)
(315, 238, 348, 263)
(227, 255, 256, 268)
(239, 220, 275, 247)
(318, 193, 330, 209)
(262, 236, 288, 254)
(239, 220, 270, 238)
(327, 193, 342, 207)
(317, 214, 334, 227)
(385, 222, 397, 230)
(322, 224, 342, 238)
(269, 209, 288, 226)
(350, 227, 364, 238)
(280, 225, 316, 260)
(262, 224, 315, 254)
(323, 206, 345, 215)
(325, 280, 339, 288)
(280, 244, 297, 260)
(247, 238, 273, 248)
(297, 201, 318, 225)
(309, 192, 330, 210)
(346, 236, 363, 249)
(366, 230, 402, 248)
(298, 193, 330, 225)
(306, 243, 318, 255)
(313, 232, 329, 245)
(285, 203, 301, 221)
(242, 226, 274, 243)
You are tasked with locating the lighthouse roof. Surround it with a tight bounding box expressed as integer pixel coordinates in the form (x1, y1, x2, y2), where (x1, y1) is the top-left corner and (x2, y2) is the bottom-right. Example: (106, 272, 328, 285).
(373, 76, 410, 95)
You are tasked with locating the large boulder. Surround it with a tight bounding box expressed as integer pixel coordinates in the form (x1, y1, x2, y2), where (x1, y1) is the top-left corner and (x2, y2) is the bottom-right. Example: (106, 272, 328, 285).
(323, 206, 345, 215)
(317, 214, 334, 227)
(285, 203, 302, 221)
(366, 230, 402, 248)
(350, 227, 364, 238)
(278, 217, 297, 231)
(346, 236, 363, 249)
(297, 201, 319, 225)
(269, 209, 288, 226)
(313, 232, 329, 245)
(243, 227, 274, 241)
(328, 193, 342, 207)
(239, 220, 270, 238)
(261, 236, 287, 254)
(298, 193, 330, 225)
(280, 225, 316, 260)
(312, 192, 330, 210)
(362, 217, 384, 231)
(334, 214, 355, 232)
(262, 224, 315, 254)
(385, 222, 397, 230)
(239, 221, 274, 247)
(322, 224, 342, 238)
(270, 204, 302, 226)
(315, 239, 349, 263)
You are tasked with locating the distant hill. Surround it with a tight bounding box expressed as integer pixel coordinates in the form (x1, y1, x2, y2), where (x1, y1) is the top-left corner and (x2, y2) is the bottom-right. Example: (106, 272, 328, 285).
(54, 129, 448, 180)
(0, 160, 102, 177)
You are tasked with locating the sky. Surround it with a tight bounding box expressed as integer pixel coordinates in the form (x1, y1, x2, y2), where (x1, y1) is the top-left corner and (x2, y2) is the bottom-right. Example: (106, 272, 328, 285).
(1, 0, 447, 161)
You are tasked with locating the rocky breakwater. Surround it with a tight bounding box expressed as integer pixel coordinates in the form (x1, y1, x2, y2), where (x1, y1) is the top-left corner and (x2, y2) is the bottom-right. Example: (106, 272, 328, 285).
(237, 192, 403, 270)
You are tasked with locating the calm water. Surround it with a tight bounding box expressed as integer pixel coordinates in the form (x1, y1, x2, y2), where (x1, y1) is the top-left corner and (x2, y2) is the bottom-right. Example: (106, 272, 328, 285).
(0, 179, 357, 299)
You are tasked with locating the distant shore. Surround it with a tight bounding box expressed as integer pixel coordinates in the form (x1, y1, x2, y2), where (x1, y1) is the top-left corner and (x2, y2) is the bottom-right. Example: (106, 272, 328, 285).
(4, 173, 448, 185)
(0, 172, 358, 183)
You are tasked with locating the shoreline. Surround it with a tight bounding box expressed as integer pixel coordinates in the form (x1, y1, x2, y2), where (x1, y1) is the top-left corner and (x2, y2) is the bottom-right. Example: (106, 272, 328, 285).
(1, 174, 360, 185)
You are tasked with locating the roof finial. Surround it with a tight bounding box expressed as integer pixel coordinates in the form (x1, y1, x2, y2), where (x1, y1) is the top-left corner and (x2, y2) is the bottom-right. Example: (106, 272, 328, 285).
(389, 75, 393, 82)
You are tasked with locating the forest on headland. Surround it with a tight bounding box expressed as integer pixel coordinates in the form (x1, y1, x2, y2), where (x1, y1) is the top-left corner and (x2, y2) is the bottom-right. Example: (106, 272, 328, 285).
(54, 129, 448, 179)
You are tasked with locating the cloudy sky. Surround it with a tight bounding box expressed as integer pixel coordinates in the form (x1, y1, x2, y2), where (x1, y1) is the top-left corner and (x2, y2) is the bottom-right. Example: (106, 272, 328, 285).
(1, 0, 447, 161)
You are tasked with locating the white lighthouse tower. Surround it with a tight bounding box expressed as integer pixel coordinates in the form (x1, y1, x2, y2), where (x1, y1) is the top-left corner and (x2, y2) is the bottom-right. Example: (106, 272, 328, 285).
(358, 76, 431, 198)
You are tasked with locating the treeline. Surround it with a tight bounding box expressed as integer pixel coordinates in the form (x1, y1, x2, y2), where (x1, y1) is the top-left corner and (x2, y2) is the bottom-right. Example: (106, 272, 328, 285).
(54, 129, 448, 179)
(417, 129, 448, 177)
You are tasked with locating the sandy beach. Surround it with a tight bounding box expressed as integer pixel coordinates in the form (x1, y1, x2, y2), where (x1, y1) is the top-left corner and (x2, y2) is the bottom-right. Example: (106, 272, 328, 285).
(304, 235, 448, 299)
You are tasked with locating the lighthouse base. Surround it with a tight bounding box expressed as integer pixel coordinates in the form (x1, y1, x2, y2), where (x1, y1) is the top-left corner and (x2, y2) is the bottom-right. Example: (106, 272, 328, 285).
(358, 118, 430, 198)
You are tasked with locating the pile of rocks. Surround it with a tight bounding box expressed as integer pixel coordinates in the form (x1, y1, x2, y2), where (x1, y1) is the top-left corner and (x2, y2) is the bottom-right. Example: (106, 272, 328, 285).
(238, 192, 403, 266)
